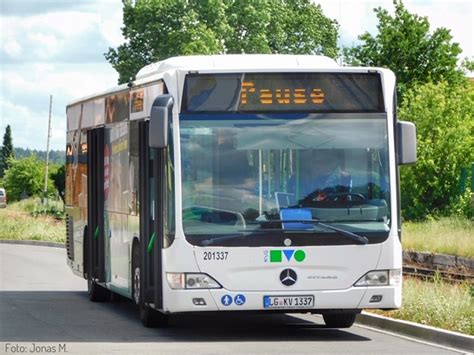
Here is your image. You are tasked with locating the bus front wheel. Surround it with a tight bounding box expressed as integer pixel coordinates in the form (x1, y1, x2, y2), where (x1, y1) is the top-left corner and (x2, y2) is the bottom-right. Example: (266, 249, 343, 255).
(87, 278, 109, 302)
(139, 303, 168, 328)
(132, 242, 168, 328)
(323, 313, 357, 328)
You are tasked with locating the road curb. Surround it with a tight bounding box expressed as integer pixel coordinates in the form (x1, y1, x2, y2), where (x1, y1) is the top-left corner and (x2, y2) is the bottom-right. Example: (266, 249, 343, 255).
(356, 312, 474, 352)
(0, 239, 65, 249)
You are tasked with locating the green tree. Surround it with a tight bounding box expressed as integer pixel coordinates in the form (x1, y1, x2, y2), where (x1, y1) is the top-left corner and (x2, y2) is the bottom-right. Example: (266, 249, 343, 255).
(225, 0, 338, 57)
(0, 125, 14, 177)
(343, 0, 464, 98)
(399, 82, 474, 220)
(14, 148, 66, 164)
(461, 58, 474, 74)
(105, 0, 339, 84)
(50, 164, 66, 203)
(3, 156, 53, 201)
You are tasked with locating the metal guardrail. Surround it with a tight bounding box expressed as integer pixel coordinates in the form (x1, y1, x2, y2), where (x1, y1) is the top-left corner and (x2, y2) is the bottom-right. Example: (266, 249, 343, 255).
(403, 266, 473, 284)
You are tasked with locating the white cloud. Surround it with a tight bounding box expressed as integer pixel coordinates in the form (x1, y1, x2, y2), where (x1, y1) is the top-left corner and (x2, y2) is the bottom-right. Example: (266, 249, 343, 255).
(98, 6, 124, 47)
(317, 0, 473, 58)
(1, 9, 119, 63)
(0, 96, 65, 151)
(0, 1, 124, 150)
(28, 32, 62, 59)
(318, 0, 386, 46)
(0, 97, 51, 150)
(3, 71, 37, 93)
(4, 63, 119, 104)
(405, 0, 473, 58)
(0, 0, 93, 17)
(13, 11, 99, 37)
(3, 39, 22, 57)
(1, 63, 118, 150)
(0, 0, 122, 149)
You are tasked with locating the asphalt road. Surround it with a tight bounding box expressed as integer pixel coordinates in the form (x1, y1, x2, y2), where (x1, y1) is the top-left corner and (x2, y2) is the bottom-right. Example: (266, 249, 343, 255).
(0, 244, 465, 354)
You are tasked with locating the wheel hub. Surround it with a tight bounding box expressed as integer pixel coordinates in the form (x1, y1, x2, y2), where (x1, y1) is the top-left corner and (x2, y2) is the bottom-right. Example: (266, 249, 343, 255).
(133, 267, 140, 304)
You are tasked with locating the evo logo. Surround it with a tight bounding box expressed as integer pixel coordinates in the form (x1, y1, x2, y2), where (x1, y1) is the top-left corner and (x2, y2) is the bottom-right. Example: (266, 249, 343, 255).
(264, 249, 306, 263)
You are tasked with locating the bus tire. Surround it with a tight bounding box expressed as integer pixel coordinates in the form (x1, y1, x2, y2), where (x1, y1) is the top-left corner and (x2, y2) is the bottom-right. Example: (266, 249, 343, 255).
(132, 241, 141, 306)
(87, 278, 110, 302)
(132, 241, 168, 328)
(323, 313, 357, 328)
(85, 225, 109, 302)
(139, 304, 168, 328)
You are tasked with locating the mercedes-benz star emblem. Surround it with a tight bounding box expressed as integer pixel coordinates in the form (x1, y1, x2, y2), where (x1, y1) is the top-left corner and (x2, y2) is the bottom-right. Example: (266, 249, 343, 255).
(280, 268, 297, 286)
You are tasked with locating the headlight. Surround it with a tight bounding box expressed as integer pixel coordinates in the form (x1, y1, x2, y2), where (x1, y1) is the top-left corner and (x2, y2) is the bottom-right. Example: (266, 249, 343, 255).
(166, 273, 222, 289)
(354, 269, 401, 287)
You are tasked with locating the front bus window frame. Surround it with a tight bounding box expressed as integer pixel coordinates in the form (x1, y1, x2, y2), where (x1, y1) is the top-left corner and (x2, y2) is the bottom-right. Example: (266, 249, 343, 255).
(179, 72, 390, 247)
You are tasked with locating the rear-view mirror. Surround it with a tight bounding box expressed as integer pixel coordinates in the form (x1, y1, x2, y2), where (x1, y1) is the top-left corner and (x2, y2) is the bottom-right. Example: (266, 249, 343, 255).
(396, 120, 417, 165)
(149, 94, 173, 149)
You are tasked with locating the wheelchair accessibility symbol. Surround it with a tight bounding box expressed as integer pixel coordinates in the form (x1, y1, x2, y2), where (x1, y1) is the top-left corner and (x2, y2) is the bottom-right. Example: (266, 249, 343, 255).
(234, 294, 246, 306)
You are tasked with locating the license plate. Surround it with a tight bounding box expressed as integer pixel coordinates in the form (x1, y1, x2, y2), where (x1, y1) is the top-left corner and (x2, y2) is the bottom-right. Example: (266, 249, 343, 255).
(263, 295, 314, 309)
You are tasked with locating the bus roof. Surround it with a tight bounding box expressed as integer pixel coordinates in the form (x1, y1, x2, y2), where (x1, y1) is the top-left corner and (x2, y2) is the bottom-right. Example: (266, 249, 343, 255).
(136, 54, 339, 80)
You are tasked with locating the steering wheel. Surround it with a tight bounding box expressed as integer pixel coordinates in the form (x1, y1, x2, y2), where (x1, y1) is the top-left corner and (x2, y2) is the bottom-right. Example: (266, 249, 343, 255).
(323, 192, 366, 202)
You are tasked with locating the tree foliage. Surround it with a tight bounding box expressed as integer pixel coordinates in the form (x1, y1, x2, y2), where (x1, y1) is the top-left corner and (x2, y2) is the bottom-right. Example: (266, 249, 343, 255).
(105, 0, 339, 84)
(225, 0, 338, 56)
(14, 148, 65, 164)
(343, 0, 464, 98)
(50, 164, 66, 203)
(0, 125, 14, 178)
(3, 156, 54, 202)
(399, 82, 474, 220)
(461, 58, 474, 74)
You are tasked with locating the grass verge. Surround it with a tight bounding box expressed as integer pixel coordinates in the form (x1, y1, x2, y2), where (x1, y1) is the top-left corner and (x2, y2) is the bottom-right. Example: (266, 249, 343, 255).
(0, 199, 65, 243)
(372, 277, 473, 335)
(403, 217, 474, 258)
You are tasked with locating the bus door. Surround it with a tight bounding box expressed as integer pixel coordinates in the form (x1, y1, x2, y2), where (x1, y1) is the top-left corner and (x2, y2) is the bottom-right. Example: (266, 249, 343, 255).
(139, 121, 164, 310)
(86, 127, 105, 282)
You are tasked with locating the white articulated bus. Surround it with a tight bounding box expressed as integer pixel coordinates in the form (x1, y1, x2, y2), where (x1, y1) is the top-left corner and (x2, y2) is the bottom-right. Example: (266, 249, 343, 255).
(65, 55, 416, 328)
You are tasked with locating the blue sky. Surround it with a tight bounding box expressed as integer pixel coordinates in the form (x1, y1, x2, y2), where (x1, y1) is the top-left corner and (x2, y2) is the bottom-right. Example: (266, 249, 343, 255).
(1, 0, 472, 150)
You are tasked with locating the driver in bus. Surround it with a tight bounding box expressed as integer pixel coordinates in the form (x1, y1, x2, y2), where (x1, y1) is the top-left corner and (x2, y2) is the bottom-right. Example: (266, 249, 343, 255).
(290, 150, 352, 203)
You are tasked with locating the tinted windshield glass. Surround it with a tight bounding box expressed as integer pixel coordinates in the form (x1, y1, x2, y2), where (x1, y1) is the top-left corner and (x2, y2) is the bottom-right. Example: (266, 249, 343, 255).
(180, 113, 390, 247)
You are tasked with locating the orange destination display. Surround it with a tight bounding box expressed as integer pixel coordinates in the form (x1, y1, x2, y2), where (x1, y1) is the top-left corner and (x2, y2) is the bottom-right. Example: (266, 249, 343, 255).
(183, 73, 384, 113)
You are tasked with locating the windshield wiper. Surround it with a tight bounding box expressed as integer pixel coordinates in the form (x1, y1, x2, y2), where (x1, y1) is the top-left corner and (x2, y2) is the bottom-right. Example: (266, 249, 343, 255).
(248, 219, 369, 245)
(201, 232, 265, 246)
(201, 220, 369, 246)
(313, 221, 369, 245)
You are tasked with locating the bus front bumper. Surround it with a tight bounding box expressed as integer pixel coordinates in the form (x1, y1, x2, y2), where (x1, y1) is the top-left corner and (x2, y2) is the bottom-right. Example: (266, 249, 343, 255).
(161, 286, 401, 313)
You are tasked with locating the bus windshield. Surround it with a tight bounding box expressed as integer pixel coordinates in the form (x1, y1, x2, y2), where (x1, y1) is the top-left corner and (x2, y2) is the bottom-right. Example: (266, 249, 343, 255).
(180, 113, 391, 247)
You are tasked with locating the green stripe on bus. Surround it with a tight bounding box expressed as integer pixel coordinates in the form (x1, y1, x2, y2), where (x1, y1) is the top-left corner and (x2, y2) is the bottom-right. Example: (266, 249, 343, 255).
(146, 233, 156, 254)
(94, 226, 99, 240)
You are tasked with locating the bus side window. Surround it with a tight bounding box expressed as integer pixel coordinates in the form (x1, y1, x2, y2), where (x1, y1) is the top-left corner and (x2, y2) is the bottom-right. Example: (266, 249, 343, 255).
(129, 121, 139, 215)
